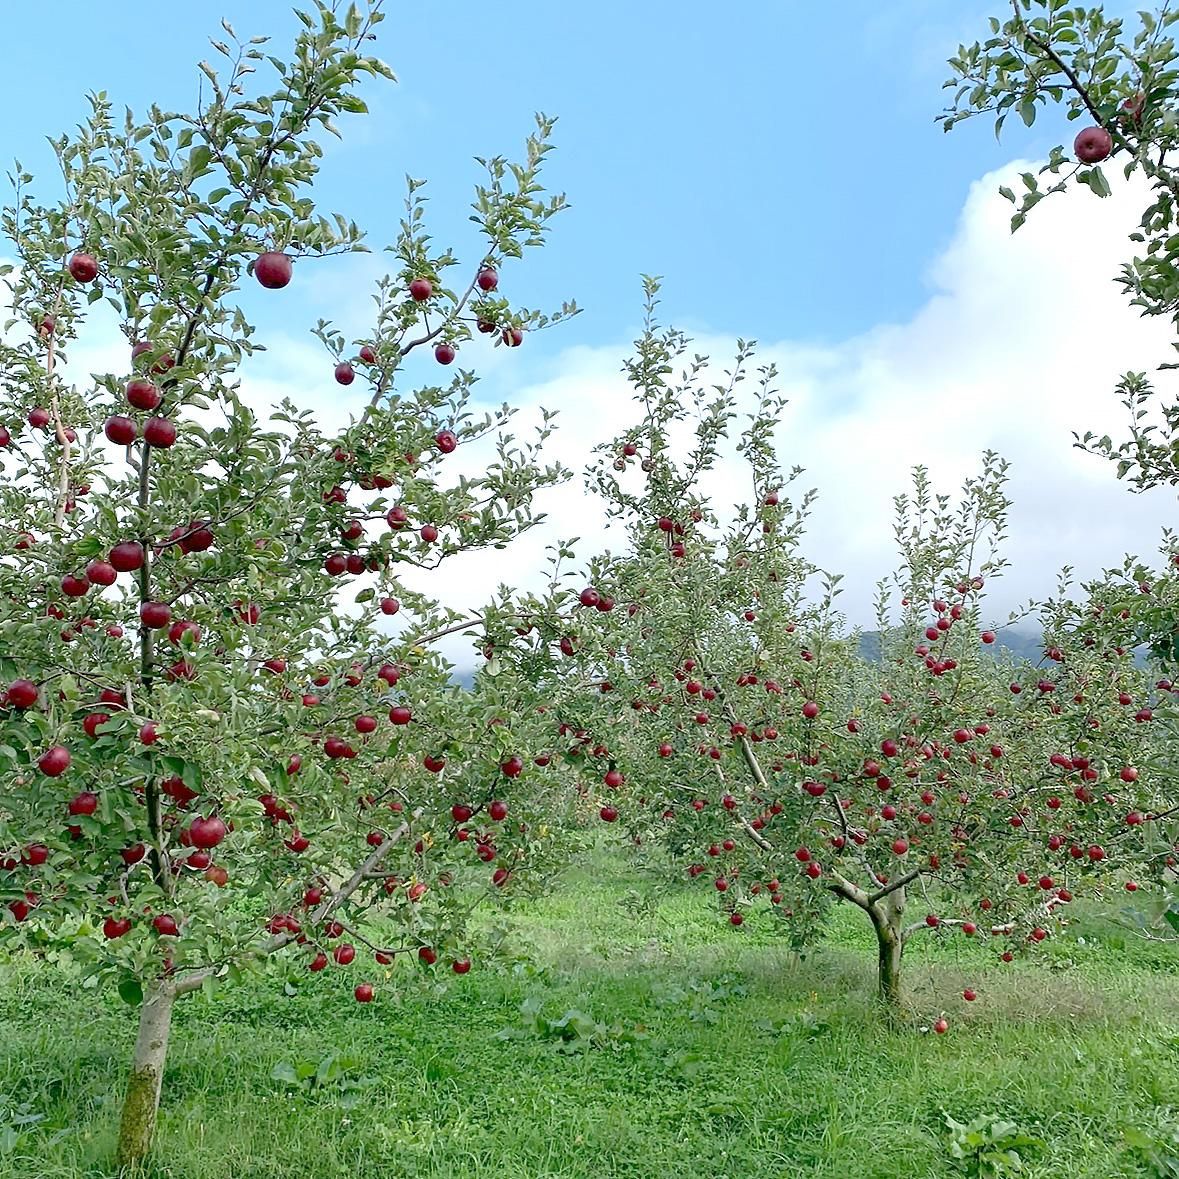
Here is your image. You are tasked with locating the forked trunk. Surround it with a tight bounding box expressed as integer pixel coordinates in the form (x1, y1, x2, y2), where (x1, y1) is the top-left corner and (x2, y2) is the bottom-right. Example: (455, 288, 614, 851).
(115, 981, 175, 1170)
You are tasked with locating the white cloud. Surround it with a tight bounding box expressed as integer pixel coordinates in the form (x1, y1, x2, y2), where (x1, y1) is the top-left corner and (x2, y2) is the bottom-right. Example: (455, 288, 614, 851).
(411, 157, 1179, 650)
(14, 156, 1178, 669)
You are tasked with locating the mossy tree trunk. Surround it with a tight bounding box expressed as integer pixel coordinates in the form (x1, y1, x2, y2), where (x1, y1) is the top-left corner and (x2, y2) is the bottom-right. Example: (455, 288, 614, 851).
(115, 981, 176, 1170)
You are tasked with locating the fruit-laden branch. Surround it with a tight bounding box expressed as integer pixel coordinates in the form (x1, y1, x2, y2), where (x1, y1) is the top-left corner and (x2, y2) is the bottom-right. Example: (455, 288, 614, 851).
(172, 807, 423, 996)
(902, 915, 1016, 940)
(364, 266, 484, 415)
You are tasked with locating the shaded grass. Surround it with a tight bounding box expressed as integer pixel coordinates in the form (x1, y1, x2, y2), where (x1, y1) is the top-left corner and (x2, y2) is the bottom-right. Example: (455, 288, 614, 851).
(0, 847, 1176, 1178)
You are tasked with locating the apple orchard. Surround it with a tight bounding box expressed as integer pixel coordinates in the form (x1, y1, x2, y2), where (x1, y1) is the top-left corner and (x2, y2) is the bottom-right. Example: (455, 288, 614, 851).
(1, 0, 1178, 1170)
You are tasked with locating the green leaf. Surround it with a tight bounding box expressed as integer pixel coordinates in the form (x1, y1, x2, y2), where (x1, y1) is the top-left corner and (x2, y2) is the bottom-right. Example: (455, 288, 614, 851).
(117, 978, 143, 1006)
(270, 1060, 300, 1085)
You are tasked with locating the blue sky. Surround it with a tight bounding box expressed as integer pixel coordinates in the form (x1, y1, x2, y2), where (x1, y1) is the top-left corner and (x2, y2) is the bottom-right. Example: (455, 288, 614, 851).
(1, 0, 1028, 347)
(2, 1, 1173, 636)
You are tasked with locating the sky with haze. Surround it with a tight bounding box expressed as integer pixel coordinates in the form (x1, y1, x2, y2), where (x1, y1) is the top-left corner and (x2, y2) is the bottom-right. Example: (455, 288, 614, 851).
(0, 0, 1174, 662)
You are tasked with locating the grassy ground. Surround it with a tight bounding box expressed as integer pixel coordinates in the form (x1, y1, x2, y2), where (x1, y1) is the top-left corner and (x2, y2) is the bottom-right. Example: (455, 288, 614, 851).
(0, 848, 1177, 1178)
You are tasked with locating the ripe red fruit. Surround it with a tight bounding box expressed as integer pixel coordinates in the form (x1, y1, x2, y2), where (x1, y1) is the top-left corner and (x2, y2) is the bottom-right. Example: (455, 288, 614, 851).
(103, 916, 132, 940)
(126, 379, 161, 411)
(379, 597, 400, 616)
(334, 943, 356, 965)
(1119, 766, 1139, 783)
(188, 815, 227, 849)
(599, 806, 619, 822)
(802, 700, 819, 720)
(452, 957, 472, 974)
(28, 407, 51, 429)
(144, 417, 176, 448)
(418, 946, 438, 965)
(1074, 125, 1113, 163)
(109, 541, 145, 572)
(61, 573, 90, 597)
(434, 343, 456, 365)
(83, 712, 111, 739)
(354, 983, 374, 1003)
(419, 523, 439, 544)
(388, 705, 412, 726)
(435, 430, 457, 454)
(6, 679, 38, 709)
(359, 345, 376, 364)
(139, 601, 171, 629)
(409, 277, 433, 301)
(68, 252, 99, 283)
(68, 791, 99, 816)
(962, 988, 977, 1002)
(255, 250, 293, 289)
(21, 844, 49, 867)
(334, 361, 355, 386)
(121, 844, 146, 866)
(38, 746, 71, 776)
(309, 952, 328, 972)
(489, 800, 508, 821)
(477, 267, 498, 292)
(168, 620, 200, 645)
(933, 1018, 949, 1034)
(152, 914, 179, 937)
(891, 838, 909, 856)
(85, 560, 117, 586)
(103, 419, 137, 445)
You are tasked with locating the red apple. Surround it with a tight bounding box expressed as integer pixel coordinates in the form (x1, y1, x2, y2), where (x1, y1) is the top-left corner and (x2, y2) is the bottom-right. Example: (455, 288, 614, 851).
(1074, 125, 1113, 163)
(38, 745, 71, 776)
(109, 541, 145, 572)
(126, 379, 161, 411)
(140, 601, 171, 629)
(104, 419, 137, 445)
(68, 252, 99, 283)
(188, 815, 227, 849)
(255, 250, 292, 289)
(68, 791, 99, 816)
(6, 679, 38, 709)
(143, 417, 176, 448)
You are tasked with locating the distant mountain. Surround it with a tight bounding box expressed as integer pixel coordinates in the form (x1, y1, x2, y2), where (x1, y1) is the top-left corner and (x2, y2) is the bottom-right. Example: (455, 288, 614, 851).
(856, 627, 1149, 668)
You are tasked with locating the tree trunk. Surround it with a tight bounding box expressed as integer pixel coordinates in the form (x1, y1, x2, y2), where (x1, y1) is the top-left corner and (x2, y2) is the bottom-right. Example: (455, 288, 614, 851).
(870, 886, 907, 1022)
(115, 981, 175, 1170)
(876, 923, 904, 1016)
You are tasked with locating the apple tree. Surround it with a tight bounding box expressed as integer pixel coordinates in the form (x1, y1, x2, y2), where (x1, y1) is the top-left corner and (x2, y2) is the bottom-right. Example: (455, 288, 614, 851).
(542, 279, 1177, 1021)
(0, 3, 580, 1166)
(940, 0, 1179, 933)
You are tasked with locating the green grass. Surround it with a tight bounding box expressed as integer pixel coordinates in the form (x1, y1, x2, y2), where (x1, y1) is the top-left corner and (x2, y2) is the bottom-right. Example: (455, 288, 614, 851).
(0, 848, 1177, 1178)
